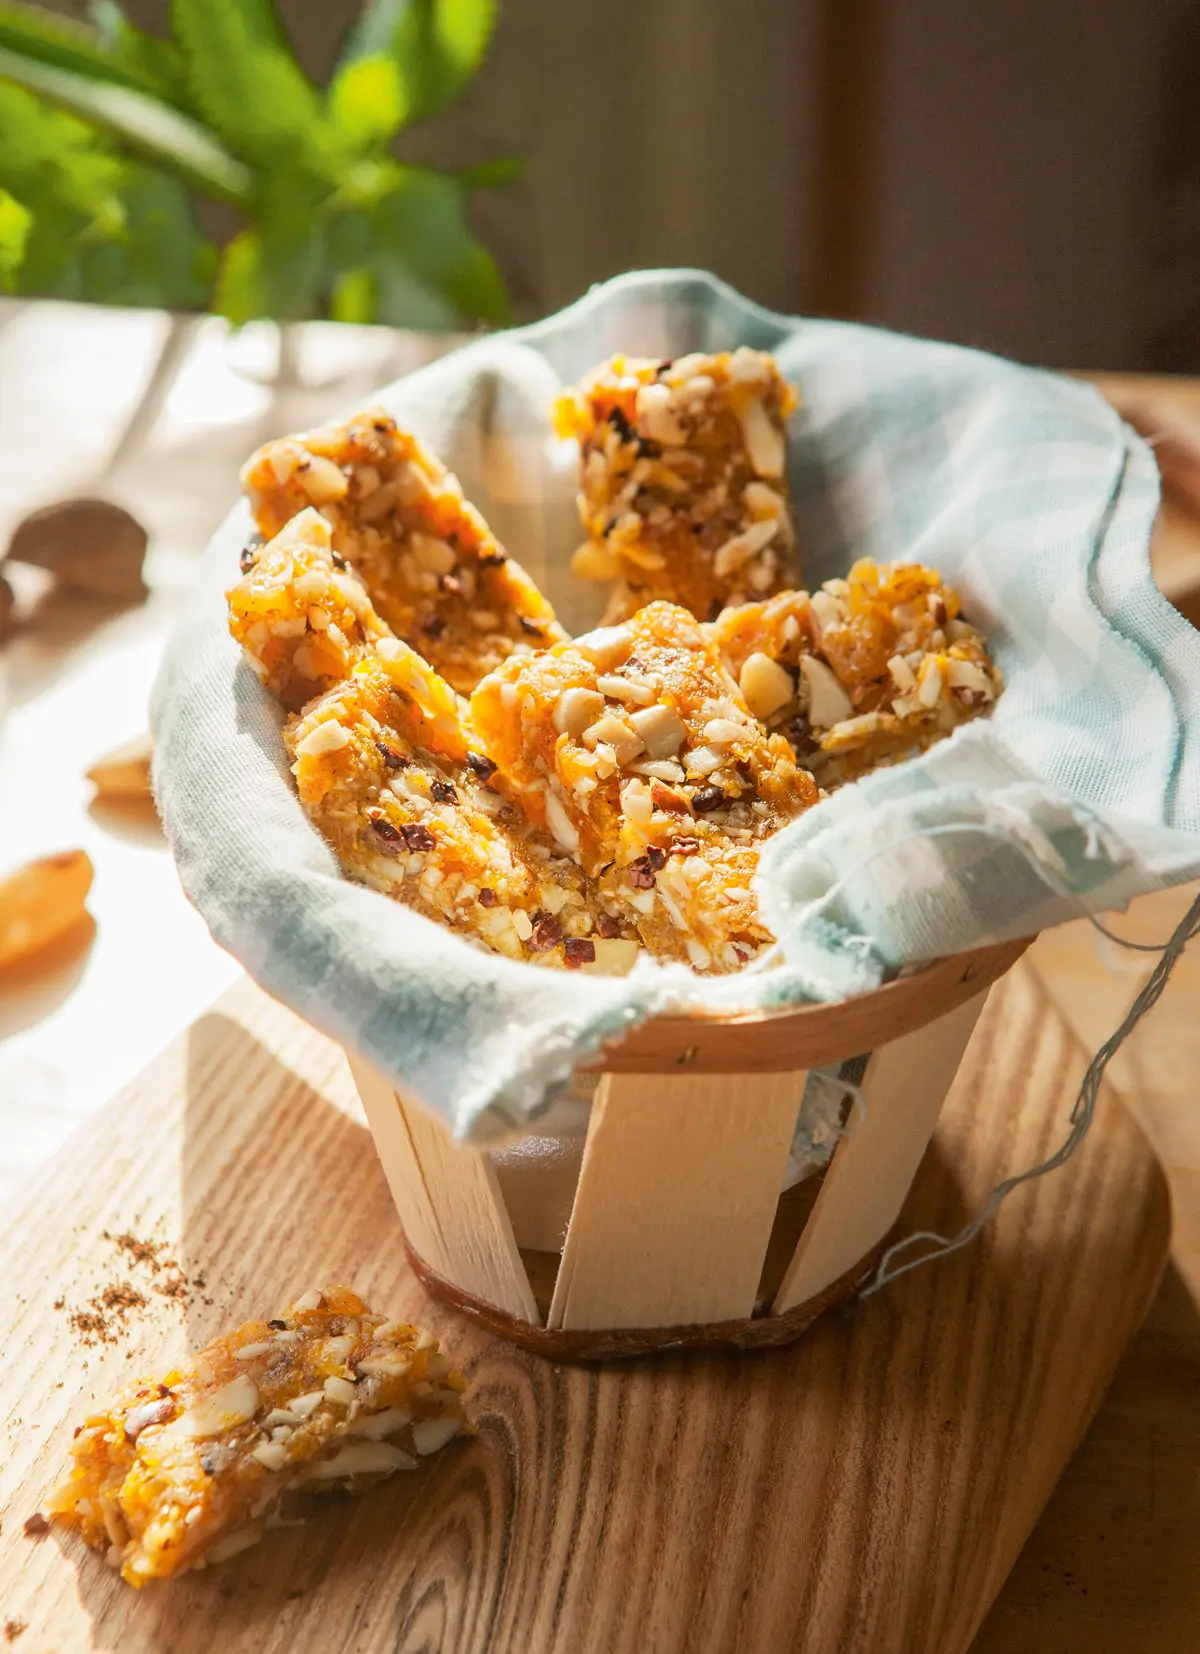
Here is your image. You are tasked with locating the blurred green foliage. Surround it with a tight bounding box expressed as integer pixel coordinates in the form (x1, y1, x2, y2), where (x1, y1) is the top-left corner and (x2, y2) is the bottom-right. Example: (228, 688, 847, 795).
(0, 0, 516, 326)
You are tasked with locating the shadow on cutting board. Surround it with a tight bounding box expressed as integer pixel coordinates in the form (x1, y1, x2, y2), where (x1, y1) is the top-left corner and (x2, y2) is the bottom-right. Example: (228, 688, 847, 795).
(56, 968, 1190, 1654)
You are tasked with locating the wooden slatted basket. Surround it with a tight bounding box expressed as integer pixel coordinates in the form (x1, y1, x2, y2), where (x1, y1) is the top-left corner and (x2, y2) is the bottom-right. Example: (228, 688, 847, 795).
(344, 937, 1029, 1360)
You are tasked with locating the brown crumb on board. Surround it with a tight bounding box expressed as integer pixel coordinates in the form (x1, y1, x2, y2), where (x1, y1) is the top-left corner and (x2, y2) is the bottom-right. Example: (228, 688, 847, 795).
(66, 1283, 147, 1346)
(55, 1232, 211, 1345)
(3, 1620, 26, 1642)
(105, 1231, 166, 1271)
(22, 1513, 48, 1537)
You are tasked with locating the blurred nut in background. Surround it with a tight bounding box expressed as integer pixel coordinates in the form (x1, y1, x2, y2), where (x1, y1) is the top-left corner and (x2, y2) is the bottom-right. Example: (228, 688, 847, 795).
(87, 733, 154, 805)
(0, 850, 95, 971)
(5, 500, 148, 603)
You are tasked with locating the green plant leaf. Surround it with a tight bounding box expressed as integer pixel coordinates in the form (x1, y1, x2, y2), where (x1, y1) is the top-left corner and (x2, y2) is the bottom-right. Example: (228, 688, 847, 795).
(0, 42, 251, 201)
(327, 52, 404, 151)
(368, 165, 508, 326)
(0, 78, 123, 221)
(213, 227, 261, 325)
(214, 203, 324, 325)
(0, 185, 31, 287)
(171, 0, 335, 175)
(90, 166, 212, 306)
(0, 2, 159, 96)
(340, 0, 498, 127)
(89, 2, 190, 109)
(330, 265, 375, 324)
(257, 200, 325, 320)
(454, 154, 523, 189)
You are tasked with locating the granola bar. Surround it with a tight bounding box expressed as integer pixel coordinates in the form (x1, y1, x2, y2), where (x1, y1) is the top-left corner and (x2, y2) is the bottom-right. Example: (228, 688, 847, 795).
(227, 508, 390, 710)
(45, 1287, 467, 1587)
(241, 408, 565, 694)
(286, 658, 636, 972)
(227, 525, 638, 972)
(470, 602, 819, 970)
(709, 560, 1003, 785)
(553, 349, 801, 623)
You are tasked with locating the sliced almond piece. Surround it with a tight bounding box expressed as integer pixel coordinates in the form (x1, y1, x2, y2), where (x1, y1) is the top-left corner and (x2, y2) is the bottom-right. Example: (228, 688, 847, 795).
(712, 517, 779, 580)
(175, 1376, 259, 1439)
(582, 713, 645, 767)
(553, 687, 606, 738)
(305, 1441, 418, 1481)
(946, 658, 995, 698)
(297, 453, 350, 506)
(411, 1417, 462, 1457)
(544, 790, 580, 853)
(799, 655, 853, 729)
(295, 720, 351, 759)
(738, 652, 794, 720)
(583, 938, 641, 975)
(348, 1406, 413, 1439)
(629, 704, 687, 760)
(574, 625, 633, 670)
(737, 398, 786, 479)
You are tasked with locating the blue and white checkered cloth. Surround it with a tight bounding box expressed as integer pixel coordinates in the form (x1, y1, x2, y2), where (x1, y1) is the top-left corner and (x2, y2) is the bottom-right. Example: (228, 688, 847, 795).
(152, 270, 1200, 1143)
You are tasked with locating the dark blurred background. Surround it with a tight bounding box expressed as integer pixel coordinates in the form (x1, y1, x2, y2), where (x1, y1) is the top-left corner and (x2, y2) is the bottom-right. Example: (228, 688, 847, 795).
(39, 0, 1200, 369)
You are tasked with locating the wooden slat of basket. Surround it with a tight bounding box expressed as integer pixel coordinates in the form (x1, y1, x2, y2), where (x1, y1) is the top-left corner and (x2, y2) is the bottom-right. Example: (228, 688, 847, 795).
(547, 1067, 807, 1331)
(773, 992, 985, 1313)
(587, 937, 1028, 1074)
(347, 1055, 538, 1324)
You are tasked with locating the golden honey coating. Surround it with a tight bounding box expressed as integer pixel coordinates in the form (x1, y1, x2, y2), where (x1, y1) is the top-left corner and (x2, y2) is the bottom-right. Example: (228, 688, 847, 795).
(227, 523, 638, 973)
(241, 408, 565, 694)
(45, 1288, 468, 1587)
(710, 560, 1004, 784)
(286, 660, 636, 972)
(230, 429, 1002, 975)
(554, 349, 801, 624)
(471, 602, 819, 971)
(227, 508, 389, 710)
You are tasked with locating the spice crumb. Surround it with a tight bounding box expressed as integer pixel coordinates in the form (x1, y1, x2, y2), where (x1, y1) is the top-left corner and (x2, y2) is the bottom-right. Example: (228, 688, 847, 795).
(3, 1619, 26, 1642)
(105, 1231, 166, 1272)
(22, 1513, 48, 1538)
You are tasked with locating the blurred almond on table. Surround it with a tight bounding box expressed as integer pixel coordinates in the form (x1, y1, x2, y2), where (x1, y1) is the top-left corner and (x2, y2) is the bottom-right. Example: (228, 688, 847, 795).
(5, 499, 148, 603)
(0, 573, 14, 641)
(0, 850, 94, 970)
(87, 732, 153, 802)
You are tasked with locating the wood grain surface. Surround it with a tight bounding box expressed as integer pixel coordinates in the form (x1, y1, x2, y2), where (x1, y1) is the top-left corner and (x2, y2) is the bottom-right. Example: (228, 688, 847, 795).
(0, 959, 1169, 1654)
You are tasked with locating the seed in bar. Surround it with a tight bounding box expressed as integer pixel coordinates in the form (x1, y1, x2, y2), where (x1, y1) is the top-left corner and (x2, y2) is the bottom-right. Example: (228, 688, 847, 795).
(227, 508, 392, 711)
(709, 560, 1004, 785)
(285, 658, 635, 970)
(471, 601, 819, 971)
(43, 1288, 468, 1587)
(241, 408, 565, 694)
(553, 349, 801, 624)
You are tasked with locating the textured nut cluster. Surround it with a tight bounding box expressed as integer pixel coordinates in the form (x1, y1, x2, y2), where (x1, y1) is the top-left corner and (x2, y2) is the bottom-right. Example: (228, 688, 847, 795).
(46, 1288, 468, 1586)
(471, 602, 817, 971)
(553, 349, 801, 624)
(241, 408, 565, 695)
(709, 559, 1003, 784)
(227, 376, 1002, 978)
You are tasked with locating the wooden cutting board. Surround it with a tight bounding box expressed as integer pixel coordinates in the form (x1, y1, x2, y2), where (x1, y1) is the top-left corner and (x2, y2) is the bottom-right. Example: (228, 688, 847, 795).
(0, 960, 1169, 1654)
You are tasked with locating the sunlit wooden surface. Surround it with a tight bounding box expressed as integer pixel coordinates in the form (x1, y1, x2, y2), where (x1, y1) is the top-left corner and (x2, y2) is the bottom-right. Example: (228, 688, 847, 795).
(1, 299, 1199, 1649)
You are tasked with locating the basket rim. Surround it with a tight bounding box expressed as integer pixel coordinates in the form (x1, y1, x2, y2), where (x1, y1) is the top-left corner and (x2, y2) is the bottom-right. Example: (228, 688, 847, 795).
(583, 936, 1030, 1074)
